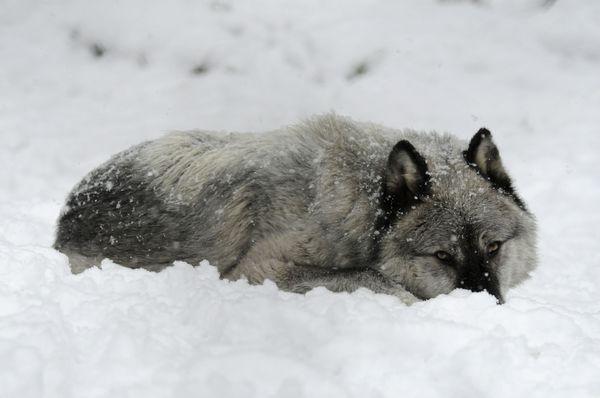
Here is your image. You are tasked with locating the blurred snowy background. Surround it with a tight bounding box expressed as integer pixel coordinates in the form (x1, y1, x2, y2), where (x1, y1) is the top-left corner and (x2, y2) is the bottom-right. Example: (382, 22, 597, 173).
(1, 0, 600, 397)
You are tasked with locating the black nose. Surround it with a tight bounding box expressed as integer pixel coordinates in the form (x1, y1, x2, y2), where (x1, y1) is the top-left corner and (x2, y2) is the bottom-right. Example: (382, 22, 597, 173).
(459, 275, 504, 304)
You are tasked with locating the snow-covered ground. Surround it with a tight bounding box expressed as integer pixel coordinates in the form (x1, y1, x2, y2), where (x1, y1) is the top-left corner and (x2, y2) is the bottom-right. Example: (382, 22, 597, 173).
(1, 0, 600, 396)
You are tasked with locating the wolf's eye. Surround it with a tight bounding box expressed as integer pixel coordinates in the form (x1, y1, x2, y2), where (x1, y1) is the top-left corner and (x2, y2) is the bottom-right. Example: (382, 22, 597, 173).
(487, 241, 502, 256)
(435, 251, 451, 262)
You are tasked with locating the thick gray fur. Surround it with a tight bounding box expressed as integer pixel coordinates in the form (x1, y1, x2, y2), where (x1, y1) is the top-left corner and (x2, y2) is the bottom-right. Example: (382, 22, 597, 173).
(54, 114, 537, 304)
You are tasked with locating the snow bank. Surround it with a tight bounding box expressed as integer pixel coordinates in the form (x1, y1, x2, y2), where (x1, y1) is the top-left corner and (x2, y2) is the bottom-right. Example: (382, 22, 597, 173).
(1, 0, 599, 397)
(2, 241, 598, 398)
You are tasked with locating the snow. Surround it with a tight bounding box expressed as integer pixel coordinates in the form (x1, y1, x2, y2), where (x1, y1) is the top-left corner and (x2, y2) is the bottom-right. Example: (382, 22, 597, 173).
(1, 0, 600, 397)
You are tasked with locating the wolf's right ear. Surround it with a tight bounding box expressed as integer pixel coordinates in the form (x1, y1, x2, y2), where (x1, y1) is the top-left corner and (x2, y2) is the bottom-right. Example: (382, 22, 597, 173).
(384, 140, 430, 207)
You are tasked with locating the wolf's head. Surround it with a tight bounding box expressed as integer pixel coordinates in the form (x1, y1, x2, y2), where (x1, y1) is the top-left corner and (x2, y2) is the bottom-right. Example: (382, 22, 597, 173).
(378, 129, 537, 303)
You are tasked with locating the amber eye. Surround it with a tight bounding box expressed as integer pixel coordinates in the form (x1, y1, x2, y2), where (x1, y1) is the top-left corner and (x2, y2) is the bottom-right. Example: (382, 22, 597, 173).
(435, 251, 451, 262)
(487, 241, 502, 256)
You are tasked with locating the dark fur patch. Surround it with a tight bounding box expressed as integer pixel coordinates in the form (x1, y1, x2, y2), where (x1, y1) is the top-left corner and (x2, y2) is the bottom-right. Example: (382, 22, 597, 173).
(464, 128, 528, 211)
(458, 225, 504, 304)
(54, 160, 193, 267)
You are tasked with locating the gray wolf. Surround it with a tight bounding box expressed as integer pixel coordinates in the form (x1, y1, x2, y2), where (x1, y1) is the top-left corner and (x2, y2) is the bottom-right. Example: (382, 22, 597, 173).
(54, 114, 537, 304)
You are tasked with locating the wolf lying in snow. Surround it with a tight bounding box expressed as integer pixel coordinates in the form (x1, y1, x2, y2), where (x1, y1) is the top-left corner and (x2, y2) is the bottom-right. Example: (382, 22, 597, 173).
(54, 114, 537, 304)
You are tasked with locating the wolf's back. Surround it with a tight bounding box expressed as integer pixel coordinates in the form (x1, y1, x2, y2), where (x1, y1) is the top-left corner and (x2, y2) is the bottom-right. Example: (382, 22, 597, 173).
(54, 126, 323, 272)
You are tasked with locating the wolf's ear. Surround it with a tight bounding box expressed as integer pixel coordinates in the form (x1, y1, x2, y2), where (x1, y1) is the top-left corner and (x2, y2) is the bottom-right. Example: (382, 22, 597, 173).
(464, 128, 528, 210)
(464, 128, 513, 190)
(384, 140, 430, 205)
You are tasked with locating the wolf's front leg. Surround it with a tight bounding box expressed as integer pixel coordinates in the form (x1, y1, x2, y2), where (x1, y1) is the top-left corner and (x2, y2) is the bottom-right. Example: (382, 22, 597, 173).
(280, 266, 420, 305)
(224, 232, 419, 305)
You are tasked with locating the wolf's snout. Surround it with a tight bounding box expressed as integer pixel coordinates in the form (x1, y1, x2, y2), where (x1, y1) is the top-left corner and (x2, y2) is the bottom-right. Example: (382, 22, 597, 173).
(460, 264, 504, 304)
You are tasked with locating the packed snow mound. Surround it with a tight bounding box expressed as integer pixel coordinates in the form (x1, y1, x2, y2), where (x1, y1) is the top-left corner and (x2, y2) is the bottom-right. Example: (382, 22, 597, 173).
(2, 241, 598, 398)
(2, 0, 600, 397)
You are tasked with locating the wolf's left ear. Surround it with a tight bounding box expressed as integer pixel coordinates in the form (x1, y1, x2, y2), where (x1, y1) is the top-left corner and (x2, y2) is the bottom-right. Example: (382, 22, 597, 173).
(384, 140, 430, 205)
(464, 128, 513, 193)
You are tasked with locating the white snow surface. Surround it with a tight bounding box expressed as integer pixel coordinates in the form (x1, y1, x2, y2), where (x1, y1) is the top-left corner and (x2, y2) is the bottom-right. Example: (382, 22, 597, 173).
(1, 1, 600, 397)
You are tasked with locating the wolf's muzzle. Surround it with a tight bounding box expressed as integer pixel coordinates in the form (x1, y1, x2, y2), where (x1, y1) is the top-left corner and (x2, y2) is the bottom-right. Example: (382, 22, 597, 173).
(459, 262, 504, 304)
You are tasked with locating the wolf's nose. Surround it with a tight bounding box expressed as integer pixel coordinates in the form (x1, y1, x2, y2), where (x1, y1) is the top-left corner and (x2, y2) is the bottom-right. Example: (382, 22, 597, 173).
(459, 279, 503, 304)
